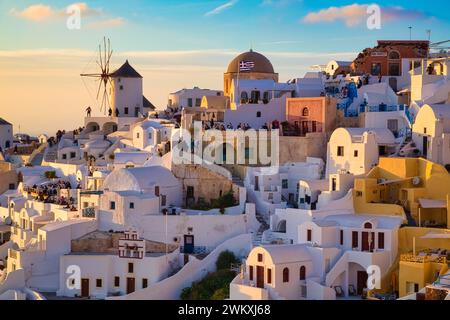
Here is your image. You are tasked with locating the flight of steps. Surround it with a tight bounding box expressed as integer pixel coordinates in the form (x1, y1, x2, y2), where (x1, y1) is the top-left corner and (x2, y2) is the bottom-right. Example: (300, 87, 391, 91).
(44, 146, 58, 163)
(252, 213, 270, 246)
(232, 176, 244, 188)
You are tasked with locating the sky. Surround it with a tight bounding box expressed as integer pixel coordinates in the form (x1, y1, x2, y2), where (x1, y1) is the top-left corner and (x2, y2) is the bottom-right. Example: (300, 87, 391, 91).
(0, 0, 449, 135)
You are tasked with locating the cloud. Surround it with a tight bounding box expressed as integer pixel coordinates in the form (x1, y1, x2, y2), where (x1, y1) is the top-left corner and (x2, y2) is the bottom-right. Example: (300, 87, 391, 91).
(10, 4, 56, 22)
(205, 0, 238, 17)
(302, 4, 428, 27)
(86, 17, 126, 29)
(10, 2, 124, 28)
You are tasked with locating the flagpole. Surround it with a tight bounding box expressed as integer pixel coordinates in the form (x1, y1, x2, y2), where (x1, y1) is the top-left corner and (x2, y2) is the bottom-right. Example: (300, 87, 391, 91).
(237, 61, 241, 105)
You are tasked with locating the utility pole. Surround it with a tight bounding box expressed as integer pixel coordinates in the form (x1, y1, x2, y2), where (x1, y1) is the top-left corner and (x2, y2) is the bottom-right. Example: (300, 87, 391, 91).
(409, 27, 412, 40)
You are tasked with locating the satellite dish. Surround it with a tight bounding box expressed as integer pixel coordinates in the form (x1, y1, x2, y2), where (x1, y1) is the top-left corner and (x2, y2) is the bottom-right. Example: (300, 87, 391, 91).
(412, 177, 421, 186)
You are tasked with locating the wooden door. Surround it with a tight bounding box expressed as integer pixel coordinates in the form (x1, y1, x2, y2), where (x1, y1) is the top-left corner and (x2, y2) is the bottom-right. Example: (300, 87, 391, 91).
(362, 232, 375, 252)
(357, 271, 368, 295)
(255, 176, 259, 191)
(81, 279, 89, 298)
(256, 266, 264, 289)
(423, 136, 428, 158)
(127, 277, 135, 295)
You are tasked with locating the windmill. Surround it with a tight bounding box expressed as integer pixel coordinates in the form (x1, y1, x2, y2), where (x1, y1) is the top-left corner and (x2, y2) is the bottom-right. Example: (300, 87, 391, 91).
(81, 37, 114, 114)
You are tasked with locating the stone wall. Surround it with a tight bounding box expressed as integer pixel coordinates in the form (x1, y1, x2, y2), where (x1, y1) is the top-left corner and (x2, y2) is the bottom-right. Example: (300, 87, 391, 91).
(71, 231, 178, 254)
(172, 164, 239, 207)
(279, 134, 327, 164)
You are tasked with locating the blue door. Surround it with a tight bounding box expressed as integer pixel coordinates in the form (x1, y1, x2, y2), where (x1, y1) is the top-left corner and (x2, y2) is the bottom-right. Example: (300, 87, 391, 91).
(184, 235, 194, 254)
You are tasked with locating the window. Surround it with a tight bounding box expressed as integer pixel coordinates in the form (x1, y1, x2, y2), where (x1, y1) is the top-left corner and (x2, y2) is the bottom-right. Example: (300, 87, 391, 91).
(258, 253, 263, 262)
(155, 186, 160, 197)
(195, 98, 202, 107)
(186, 186, 194, 199)
(241, 91, 249, 103)
(8, 184, 15, 190)
(148, 132, 152, 140)
(96, 279, 102, 288)
(267, 269, 272, 284)
(378, 233, 385, 249)
(142, 278, 148, 289)
(300, 266, 306, 280)
(70, 152, 76, 159)
(424, 128, 427, 134)
(354, 150, 359, 157)
(188, 98, 193, 108)
(251, 91, 260, 103)
(302, 108, 309, 117)
(249, 266, 254, 281)
(245, 148, 251, 160)
(352, 231, 359, 248)
(340, 230, 344, 245)
(282, 179, 288, 189)
(256, 111, 262, 118)
(337, 146, 344, 157)
(114, 276, 120, 287)
(283, 268, 289, 283)
(389, 51, 400, 60)
(125, 107, 129, 115)
(62, 154, 67, 160)
(364, 222, 373, 229)
(128, 263, 134, 273)
(356, 191, 363, 197)
(129, 202, 135, 209)
(136, 132, 140, 139)
(389, 63, 400, 76)
(307, 229, 312, 242)
(110, 201, 116, 210)
(119, 85, 124, 90)
(161, 195, 167, 206)
(371, 63, 382, 76)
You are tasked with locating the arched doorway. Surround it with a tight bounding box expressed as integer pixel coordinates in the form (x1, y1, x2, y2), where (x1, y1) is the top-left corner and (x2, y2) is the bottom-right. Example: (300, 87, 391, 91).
(103, 122, 118, 135)
(276, 220, 287, 233)
(85, 122, 100, 134)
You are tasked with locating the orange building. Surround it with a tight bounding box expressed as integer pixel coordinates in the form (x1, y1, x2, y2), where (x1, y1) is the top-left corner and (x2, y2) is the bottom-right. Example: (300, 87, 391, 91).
(285, 96, 337, 137)
(352, 40, 429, 77)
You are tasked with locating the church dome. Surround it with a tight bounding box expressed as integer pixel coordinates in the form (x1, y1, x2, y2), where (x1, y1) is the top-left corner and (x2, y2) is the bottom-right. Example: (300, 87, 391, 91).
(226, 50, 275, 74)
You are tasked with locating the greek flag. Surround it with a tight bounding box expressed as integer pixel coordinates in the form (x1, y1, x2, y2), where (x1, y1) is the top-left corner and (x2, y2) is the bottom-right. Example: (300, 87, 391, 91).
(239, 61, 255, 72)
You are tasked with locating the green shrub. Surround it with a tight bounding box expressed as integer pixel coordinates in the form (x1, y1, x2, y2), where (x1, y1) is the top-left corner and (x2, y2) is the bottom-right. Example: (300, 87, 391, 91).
(180, 269, 236, 300)
(211, 287, 229, 300)
(216, 250, 238, 271)
(180, 252, 239, 300)
(44, 171, 58, 179)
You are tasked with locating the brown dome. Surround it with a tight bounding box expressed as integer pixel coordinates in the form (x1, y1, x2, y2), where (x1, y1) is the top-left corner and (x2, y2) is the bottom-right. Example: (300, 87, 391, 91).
(226, 50, 275, 74)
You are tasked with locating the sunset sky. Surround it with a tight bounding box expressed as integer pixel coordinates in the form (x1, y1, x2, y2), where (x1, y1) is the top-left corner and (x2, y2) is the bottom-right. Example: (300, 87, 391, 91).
(1, 0, 449, 135)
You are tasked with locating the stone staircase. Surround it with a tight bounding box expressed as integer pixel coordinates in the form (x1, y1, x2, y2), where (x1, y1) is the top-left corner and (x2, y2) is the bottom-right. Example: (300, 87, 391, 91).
(44, 146, 58, 163)
(252, 212, 270, 246)
(232, 176, 244, 188)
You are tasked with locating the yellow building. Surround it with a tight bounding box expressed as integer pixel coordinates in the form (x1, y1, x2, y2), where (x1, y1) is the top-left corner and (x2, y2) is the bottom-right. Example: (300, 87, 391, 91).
(397, 228, 450, 298)
(353, 157, 450, 229)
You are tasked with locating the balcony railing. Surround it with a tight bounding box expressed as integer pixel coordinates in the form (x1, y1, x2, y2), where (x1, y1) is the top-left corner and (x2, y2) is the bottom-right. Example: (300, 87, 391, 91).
(401, 253, 447, 264)
(82, 207, 96, 218)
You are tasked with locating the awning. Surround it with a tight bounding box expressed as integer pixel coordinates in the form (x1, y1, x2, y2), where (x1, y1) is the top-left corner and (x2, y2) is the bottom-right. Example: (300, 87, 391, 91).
(420, 232, 450, 239)
(418, 198, 447, 209)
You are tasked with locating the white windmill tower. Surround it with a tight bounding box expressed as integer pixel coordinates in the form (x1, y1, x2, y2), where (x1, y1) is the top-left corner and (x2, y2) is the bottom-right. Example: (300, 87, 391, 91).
(81, 37, 144, 118)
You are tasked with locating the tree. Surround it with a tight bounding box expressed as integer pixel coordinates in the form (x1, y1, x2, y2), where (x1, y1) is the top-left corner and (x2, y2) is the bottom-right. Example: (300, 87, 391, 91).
(216, 250, 238, 271)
